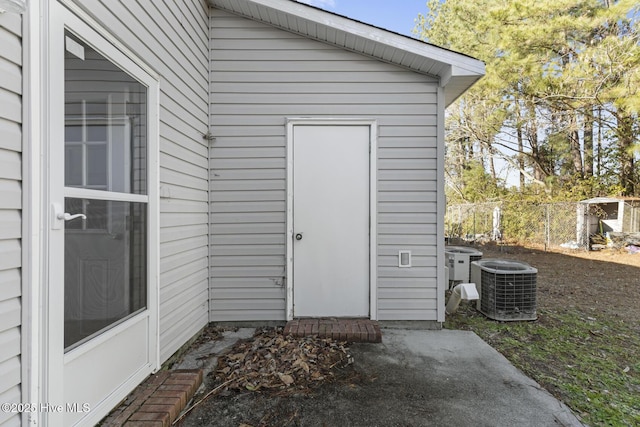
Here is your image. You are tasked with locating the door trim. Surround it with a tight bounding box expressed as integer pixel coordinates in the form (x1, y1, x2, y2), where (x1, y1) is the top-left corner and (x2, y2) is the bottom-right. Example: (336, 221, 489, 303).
(22, 1, 45, 424)
(285, 118, 378, 321)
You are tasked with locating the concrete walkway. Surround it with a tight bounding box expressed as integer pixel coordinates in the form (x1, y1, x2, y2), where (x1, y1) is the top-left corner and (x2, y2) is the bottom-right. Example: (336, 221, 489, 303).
(109, 330, 582, 427)
(175, 327, 584, 426)
(362, 328, 584, 427)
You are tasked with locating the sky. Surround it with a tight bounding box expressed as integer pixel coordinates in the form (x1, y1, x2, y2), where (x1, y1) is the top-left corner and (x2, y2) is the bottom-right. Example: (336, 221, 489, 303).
(297, 0, 429, 38)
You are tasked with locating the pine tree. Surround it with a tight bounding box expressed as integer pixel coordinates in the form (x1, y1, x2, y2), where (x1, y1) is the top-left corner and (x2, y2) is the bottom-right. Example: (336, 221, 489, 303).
(415, 0, 640, 198)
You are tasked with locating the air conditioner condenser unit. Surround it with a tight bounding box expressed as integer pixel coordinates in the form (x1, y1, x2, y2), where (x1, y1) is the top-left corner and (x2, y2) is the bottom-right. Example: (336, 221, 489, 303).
(471, 259, 537, 321)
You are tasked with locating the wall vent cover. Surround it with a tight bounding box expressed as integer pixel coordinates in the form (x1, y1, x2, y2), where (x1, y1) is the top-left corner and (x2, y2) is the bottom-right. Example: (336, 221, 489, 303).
(471, 259, 537, 321)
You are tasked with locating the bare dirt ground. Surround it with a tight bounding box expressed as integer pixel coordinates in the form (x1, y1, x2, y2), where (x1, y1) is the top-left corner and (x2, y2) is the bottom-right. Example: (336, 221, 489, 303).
(480, 243, 640, 330)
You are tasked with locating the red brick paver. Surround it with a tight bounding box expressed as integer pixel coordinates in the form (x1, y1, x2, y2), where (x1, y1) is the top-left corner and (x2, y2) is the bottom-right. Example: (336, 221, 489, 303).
(283, 318, 382, 343)
(100, 369, 202, 427)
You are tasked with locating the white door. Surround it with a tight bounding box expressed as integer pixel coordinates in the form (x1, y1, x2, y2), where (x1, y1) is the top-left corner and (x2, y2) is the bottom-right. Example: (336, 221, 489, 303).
(47, 6, 158, 426)
(292, 125, 370, 317)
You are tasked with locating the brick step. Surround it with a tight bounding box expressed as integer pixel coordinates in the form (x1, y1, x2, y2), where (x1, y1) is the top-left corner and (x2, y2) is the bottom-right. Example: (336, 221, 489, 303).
(100, 369, 203, 427)
(284, 318, 382, 343)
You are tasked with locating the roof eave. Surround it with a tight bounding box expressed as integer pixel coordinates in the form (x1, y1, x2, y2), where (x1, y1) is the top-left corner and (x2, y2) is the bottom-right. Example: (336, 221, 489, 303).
(209, 0, 485, 101)
(442, 65, 485, 107)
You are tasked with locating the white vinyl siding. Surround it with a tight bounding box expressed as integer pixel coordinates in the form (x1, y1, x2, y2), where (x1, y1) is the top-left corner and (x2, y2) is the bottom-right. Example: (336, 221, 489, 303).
(0, 11, 22, 427)
(209, 9, 440, 321)
(70, 0, 210, 362)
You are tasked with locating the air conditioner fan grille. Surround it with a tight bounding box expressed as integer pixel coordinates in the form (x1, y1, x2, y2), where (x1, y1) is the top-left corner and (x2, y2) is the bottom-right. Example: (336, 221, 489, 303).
(478, 266, 537, 321)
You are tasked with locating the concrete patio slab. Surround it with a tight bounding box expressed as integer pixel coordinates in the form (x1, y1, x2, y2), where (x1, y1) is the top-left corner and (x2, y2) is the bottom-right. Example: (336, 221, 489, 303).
(177, 327, 584, 426)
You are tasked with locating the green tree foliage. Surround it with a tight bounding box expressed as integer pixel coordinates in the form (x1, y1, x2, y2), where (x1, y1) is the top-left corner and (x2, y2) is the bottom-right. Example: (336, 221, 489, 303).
(447, 160, 504, 203)
(415, 0, 640, 199)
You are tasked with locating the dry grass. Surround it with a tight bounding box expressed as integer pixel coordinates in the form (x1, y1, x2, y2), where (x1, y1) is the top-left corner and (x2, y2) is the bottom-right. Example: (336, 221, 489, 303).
(446, 244, 640, 426)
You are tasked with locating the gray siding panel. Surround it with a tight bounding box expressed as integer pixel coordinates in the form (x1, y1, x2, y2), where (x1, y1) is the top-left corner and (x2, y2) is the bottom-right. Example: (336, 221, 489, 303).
(72, 0, 210, 362)
(0, 11, 21, 427)
(209, 9, 440, 321)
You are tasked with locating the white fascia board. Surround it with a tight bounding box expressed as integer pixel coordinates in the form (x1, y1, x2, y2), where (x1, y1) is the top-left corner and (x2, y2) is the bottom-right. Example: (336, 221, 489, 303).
(580, 197, 621, 204)
(444, 74, 485, 107)
(442, 64, 487, 87)
(210, 0, 485, 80)
(440, 65, 454, 88)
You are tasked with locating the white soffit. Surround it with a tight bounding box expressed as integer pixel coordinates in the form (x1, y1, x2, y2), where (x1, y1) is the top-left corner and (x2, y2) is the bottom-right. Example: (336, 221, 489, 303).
(209, 0, 486, 105)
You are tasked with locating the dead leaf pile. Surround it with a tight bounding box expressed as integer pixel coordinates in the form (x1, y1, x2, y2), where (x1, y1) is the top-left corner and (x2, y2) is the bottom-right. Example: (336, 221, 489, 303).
(212, 328, 353, 394)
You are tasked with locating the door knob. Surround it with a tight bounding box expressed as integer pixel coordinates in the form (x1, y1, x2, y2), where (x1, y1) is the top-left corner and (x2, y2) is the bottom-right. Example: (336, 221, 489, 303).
(295, 233, 303, 241)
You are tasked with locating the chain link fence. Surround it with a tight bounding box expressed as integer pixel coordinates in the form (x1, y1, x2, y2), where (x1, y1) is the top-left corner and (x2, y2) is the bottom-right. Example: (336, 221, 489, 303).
(446, 201, 586, 251)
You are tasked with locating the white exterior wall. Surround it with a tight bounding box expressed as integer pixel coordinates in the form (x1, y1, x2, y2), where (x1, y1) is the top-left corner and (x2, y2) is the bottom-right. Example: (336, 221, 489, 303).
(209, 9, 440, 321)
(0, 11, 22, 427)
(69, 0, 210, 362)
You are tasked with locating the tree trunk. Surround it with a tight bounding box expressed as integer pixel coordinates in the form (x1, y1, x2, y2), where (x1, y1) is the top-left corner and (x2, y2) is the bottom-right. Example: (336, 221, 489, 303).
(583, 107, 594, 177)
(466, 137, 474, 165)
(515, 99, 525, 190)
(526, 104, 546, 181)
(517, 122, 525, 190)
(617, 113, 636, 195)
(488, 145, 497, 181)
(479, 142, 497, 180)
(568, 113, 583, 177)
(455, 137, 466, 187)
(596, 106, 603, 177)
